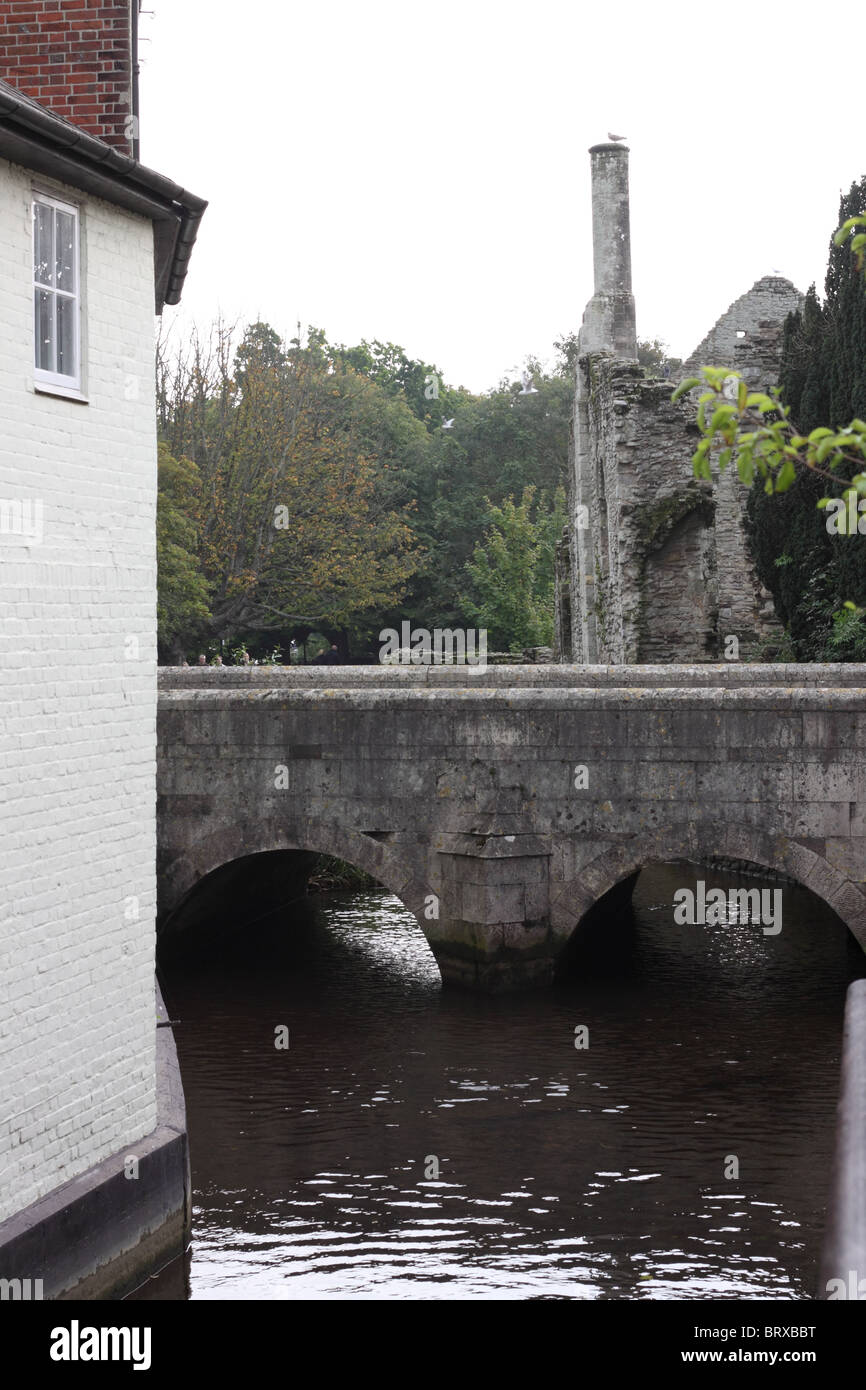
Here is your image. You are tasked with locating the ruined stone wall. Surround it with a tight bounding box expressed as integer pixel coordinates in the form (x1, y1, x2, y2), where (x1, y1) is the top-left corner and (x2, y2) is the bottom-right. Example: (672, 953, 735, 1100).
(683, 275, 803, 656)
(684, 276, 804, 391)
(571, 355, 716, 663)
(639, 509, 717, 663)
(559, 276, 804, 664)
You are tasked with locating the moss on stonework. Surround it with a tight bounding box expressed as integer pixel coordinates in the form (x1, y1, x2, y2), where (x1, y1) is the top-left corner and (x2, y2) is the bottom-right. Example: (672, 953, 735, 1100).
(584, 353, 645, 409)
(629, 492, 713, 555)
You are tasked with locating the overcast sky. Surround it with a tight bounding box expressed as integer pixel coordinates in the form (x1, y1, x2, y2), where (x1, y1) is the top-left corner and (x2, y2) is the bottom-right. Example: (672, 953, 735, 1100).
(140, 1, 865, 393)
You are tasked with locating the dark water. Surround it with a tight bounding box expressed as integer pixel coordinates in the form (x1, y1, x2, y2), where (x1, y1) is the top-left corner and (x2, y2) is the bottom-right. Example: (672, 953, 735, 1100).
(156, 862, 859, 1300)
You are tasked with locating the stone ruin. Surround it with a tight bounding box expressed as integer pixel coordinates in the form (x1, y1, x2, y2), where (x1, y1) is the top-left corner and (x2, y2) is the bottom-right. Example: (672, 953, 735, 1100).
(554, 142, 804, 664)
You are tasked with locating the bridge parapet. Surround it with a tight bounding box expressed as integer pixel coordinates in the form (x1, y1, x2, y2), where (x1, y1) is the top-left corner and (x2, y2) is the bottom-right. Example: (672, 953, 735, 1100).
(157, 673, 866, 990)
(158, 662, 866, 691)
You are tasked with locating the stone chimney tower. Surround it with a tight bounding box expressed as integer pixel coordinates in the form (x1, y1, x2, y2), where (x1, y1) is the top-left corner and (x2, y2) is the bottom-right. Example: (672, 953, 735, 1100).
(579, 142, 637, 358)
(0, 1, 138, 155)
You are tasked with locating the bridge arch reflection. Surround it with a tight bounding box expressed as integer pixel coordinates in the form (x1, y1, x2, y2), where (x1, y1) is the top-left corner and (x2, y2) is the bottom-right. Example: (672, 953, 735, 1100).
(551, 825, 865, 970)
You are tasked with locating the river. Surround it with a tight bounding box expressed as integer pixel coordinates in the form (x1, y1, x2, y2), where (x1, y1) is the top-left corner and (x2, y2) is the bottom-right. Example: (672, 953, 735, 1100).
(152, 860, 860, 1300)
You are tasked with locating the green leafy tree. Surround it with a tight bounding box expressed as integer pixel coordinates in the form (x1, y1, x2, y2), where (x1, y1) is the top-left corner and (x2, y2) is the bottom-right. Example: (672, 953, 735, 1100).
(326, 336, 471, 431)
(156, 442, 211, 660)
(156, 323, 588, 658)
(673, 187, 866, 656)
(157, 322, 420, 650)
(461, 485, 567, 650)
(637, 338, 682, 375)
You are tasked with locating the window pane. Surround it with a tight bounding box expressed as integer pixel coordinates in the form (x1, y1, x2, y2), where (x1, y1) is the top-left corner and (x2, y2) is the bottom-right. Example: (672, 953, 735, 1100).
(56, 293, 76, 378)
(35, 288, 54, 372)
(34, 201, 53, 287)
(55, 210, 75, 291)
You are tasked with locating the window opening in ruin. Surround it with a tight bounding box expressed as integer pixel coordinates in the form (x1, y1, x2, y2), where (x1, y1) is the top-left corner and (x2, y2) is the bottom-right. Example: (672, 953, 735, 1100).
(598, 461, 609, 579)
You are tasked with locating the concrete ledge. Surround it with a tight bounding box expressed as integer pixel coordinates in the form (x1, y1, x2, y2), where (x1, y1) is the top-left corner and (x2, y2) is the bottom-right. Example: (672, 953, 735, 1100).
(0, 980, 189, 1300)
(159, 663, 866, 691)
(157, 684, 866, 714)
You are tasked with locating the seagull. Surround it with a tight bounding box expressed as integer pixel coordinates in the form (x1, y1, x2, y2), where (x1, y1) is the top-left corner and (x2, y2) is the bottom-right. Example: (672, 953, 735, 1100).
(608, 131, 627, 142)
(520, 371, 539, 395)
(442, 417, 454, 429)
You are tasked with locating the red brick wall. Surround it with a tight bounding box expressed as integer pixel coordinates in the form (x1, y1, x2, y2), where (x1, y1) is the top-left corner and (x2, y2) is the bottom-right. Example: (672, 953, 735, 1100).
(0, 2, 133, 152)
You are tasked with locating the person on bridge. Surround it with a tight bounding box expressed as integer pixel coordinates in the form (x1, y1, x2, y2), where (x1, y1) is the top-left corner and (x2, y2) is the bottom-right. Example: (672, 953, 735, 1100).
(316, 643, 343, 665)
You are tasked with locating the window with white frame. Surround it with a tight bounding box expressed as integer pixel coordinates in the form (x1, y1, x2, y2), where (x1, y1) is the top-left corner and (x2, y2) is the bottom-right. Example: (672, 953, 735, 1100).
(33, 193, 81, 391)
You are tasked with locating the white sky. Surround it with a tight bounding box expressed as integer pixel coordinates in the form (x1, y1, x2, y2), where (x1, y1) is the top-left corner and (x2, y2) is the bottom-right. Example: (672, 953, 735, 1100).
(140, 0, 866, 393)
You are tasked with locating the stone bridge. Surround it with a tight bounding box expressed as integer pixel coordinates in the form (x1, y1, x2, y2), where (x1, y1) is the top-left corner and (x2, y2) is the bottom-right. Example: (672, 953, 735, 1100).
(157, 665, 866, 990)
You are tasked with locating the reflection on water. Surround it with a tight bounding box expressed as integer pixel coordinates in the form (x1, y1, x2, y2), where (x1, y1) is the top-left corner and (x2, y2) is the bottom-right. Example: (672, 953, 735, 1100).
(157, 861, 860, 1300)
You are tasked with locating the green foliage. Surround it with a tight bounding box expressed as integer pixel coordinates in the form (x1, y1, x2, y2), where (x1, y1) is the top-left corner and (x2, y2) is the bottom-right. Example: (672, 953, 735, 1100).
(674, 179, 866, 659)
(671, 366, 866, 497)
(156, 442, 211, 658)
(828, 603, 866, 660)
(258, 644, 284, 666)
(157, 321, 420, 648)
(637, 338, 682, 375)
(460, 485, 567, 650)
(325, 336, 471, 431)
(307, 854, 377, 891)
(419, 364, 571, 629)
(674, 177, 866, 500)
(155, 321, 587, 657)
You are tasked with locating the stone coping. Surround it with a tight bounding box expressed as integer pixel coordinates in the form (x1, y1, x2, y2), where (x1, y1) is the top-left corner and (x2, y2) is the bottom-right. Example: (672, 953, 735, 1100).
(158, 684, 866, 713)
(159, 663, 866, 690)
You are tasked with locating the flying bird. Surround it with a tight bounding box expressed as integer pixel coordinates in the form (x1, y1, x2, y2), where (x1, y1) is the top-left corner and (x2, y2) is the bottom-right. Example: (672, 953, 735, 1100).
(520, 371, 539, 395)
(608, 131, 627, 142)
(442, 417, 455, 429)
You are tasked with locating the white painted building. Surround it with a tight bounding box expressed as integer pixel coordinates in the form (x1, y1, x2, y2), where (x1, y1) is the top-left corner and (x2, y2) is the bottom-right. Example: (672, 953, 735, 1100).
(0, 7, 204, 1295)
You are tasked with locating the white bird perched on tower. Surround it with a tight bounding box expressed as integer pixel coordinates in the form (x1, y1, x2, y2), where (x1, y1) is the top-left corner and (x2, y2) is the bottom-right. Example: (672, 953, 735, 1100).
(607, 131, 627, 142)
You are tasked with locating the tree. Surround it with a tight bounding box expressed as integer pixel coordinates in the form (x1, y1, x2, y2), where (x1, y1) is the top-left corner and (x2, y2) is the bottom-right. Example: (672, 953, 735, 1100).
(637, 338, 682, 376)
(673, 189, 866, 655)
(461, 485, 567, 650)
(156, 323, 586, 657)
(157, 322, 420, 648)
(156, 443, 211, 660)
(325, 336, 471, 431)
(674, 191, 866, 498)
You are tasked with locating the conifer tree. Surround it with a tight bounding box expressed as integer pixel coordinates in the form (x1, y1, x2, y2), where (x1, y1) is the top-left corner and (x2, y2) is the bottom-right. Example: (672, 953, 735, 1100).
(745, 178, 866, 658)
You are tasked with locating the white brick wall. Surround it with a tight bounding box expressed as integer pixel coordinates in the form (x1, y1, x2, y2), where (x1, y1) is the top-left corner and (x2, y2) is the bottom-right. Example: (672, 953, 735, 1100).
(0, 156, 158, 1224)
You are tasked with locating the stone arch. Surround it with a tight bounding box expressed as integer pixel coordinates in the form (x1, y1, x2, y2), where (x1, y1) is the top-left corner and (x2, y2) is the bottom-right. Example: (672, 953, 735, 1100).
(550, 825, 866, 952)
(636, 504, 717, 663)
(158, 816, 432, 940)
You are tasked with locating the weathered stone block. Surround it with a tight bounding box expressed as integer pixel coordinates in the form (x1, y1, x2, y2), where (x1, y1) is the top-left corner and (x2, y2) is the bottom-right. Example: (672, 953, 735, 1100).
(792, 762, 859, 803)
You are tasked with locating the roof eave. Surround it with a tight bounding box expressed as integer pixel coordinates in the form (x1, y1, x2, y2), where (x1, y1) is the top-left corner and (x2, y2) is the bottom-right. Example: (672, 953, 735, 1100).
(0, 85, 206, 313)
